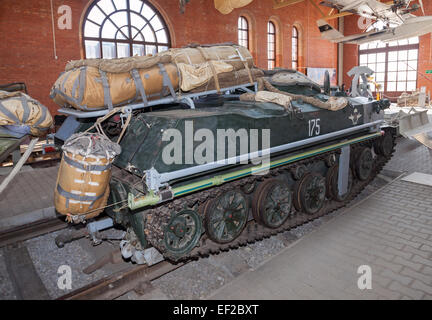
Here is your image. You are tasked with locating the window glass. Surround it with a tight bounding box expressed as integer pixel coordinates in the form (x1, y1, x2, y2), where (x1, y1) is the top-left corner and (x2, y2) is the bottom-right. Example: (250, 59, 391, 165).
(267, 21, 276, 70)
(83, 0, 170, 58)
(238, 17, 249, 49)
(358, 21, 419, 93)
(292, 26, 299, 70)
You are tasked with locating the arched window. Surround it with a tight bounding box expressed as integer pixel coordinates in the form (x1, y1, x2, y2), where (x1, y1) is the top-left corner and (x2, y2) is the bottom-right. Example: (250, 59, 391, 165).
(267, 21, 276, 70)
(292, 27, 299, 70)
(359, 21, 419, 94)
(238, 16, 249, 49)
(83, 0, 171, 59)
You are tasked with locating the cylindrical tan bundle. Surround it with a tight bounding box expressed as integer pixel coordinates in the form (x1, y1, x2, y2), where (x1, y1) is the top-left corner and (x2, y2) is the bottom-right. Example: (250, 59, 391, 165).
(190, 68, 264, 93)
(0, 90, 53, 136)
(54, 133, 121, 222)
(51, 63, 179, 111)
(162, 45, 253, 71)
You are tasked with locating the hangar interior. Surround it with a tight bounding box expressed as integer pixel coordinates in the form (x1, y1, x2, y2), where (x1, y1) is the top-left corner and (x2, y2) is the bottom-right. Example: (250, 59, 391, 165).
(0, 0, 431, 301)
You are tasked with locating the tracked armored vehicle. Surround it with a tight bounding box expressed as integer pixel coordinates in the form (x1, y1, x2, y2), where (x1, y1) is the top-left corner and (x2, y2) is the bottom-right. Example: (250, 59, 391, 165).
(54, 68, 395, 265)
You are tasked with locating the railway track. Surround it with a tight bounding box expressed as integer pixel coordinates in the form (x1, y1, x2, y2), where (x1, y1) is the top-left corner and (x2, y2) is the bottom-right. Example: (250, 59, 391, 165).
(0, 217, 67, 248)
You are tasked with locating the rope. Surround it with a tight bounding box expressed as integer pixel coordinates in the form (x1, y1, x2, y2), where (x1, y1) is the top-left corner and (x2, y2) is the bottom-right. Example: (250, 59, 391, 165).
(0, 138, 39, 194)
(65, 199, 128, 222)
(196, 46, 221, 93)
(83, 106, 133, 144)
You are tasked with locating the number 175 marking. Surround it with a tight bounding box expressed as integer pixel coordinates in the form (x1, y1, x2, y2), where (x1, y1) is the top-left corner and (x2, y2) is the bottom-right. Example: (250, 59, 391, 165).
(308, 119, 321, 137)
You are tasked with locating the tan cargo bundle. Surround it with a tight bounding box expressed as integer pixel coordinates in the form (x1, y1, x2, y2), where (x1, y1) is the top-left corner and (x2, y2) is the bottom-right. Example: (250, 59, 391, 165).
(51, 44, 259, 111)
(51, 54, 179, 111)
(160, 45, 254, 71)
(54, 132, 121, 223)
(0, 90, 53, 136)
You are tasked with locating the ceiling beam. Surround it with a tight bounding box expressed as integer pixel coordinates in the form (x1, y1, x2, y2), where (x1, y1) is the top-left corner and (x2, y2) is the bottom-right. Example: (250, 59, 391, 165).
(308, 0, 326, 17)
(272, 0, 306, 10)
(323, 11, 354, 21)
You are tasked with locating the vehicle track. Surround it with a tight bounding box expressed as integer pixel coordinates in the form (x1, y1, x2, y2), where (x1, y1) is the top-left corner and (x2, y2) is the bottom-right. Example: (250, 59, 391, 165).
(146, 133, 395, 261)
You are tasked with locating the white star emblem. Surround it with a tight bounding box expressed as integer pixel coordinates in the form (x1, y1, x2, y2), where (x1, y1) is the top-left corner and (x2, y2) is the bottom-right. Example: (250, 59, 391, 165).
(349, 108, 362, 125)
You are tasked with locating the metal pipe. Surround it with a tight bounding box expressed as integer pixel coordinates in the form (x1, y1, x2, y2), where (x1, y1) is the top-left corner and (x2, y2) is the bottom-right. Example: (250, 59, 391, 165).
(58, 83, 257, 119)
(157, 120, 383, 184)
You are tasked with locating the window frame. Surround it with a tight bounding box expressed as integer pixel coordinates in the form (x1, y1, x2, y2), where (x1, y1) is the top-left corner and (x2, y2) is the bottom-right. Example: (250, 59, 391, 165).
(267, 21, 276, 70)
(358, 41, 419, 97)
(82, 0, 171, 59)
(238, 16, 249, 49)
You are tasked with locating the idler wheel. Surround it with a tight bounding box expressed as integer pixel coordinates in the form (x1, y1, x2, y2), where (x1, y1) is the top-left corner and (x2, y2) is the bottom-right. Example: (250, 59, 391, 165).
(326, 165, 353, 202)
(252, 179, 292, 229)
(294, 173, 326, 214)
(204, 190, 249, 244)
(163, 209, 202, 257)
(355, 147, 374, 181)
(375, 131, 394, 158)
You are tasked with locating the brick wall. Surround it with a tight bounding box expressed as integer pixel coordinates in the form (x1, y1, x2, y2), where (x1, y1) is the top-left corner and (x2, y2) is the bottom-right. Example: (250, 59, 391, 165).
(342, 2, 432, 95)
(0, 0, 338, 115)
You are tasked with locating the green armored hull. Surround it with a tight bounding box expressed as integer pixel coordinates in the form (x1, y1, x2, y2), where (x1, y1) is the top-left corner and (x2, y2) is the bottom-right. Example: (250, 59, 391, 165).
(115, 98, 383, 175)
(55, 69, 395, 265)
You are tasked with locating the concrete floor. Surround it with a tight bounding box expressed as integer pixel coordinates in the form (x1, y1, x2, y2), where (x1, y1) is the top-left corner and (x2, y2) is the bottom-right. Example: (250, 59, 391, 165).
(208, 178, 432, 300)
(0, 165, 59, 232)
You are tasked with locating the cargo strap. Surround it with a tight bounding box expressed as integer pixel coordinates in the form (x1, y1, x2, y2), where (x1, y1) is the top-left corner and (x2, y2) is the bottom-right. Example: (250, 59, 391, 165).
(197, 47, 221, 93)
(158, 63, 177, 99)
(64, 155, 112, 172)
(51, 67, 92, 111)
(33, 103, 48, 130)
(72, 67, 87, 107)
(235, 48, 254, 85)
(60, 71, 71, 92)
(99, 70, 113, 111)
(57, 184, 104, 210)
(20, 95, 30, 124)
(0, 101, 20, 125)
(50, 89, 90, 110)
(131, 69, 148, 107)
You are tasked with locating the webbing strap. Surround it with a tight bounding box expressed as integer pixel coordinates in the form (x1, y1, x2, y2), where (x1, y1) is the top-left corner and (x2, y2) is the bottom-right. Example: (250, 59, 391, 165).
(57, 184, 104, 209)
(61, 70, 72, 92)
(64, 155, 112, 172)
(0, 101, 20, 124)
(158, 63, 176, 98)
(72, 73, 80, 101)
(19, 95, 30, 124)
(235, 48, 254, 85)
(131, 69, 148, 106)
(99, 70, 113, 110)
(197, 47, 221, 93)
(33, 105, 47, 128)
(51, 89, 92, 110)
(78, 67, 87, 105)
